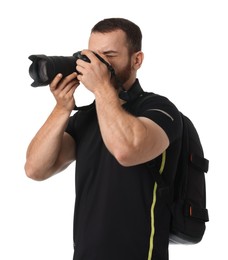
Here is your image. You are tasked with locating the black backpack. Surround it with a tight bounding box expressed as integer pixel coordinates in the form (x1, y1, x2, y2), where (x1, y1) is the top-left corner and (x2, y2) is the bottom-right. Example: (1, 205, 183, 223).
(133, 92, 209, 245)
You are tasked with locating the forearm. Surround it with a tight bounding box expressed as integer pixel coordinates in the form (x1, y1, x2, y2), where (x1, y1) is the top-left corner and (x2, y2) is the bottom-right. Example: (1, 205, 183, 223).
(95, 85, 148, 166)
(25, 105, 71, 180)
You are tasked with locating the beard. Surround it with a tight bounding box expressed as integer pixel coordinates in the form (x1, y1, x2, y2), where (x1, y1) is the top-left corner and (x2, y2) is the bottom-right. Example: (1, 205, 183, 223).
(113, 57, 132, 89)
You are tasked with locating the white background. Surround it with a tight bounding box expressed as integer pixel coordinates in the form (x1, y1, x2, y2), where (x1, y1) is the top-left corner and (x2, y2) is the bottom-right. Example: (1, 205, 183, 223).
(0, 0, 227, 259)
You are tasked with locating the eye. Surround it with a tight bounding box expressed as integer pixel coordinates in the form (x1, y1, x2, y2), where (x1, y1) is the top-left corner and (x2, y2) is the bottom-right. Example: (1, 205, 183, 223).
(105, 54, 117, 59)
(103, 51, 118, 59)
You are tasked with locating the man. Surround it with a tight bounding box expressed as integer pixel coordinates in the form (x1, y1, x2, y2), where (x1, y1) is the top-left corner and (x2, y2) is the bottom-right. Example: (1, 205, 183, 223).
(25, 18, 182, 260)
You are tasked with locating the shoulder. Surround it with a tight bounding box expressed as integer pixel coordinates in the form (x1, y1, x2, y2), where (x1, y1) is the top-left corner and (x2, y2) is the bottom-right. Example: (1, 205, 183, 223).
(135, 92, 177, 109)
(128, 91, 182, 143)
(126, 92, 180, 120)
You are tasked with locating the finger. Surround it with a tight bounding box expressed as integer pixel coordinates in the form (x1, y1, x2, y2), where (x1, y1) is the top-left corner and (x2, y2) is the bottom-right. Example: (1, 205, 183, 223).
(67, 83, 79, 97)
(81, 49, 110, 66)
(50, 73, 63, 91)
(80, 50, 98, 64)
(51, 72, 78, 94)
(62, 79, 80, 95)
(60, 72, 78, 87)
(76, 60, 85, 74)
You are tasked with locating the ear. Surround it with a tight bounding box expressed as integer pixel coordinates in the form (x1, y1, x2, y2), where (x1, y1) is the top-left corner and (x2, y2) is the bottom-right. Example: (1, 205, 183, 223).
(133, 51, 144, 69)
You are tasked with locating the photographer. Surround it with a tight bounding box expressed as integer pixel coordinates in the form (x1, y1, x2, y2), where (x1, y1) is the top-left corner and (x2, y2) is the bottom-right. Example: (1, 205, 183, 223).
(25, 18, 182, 260)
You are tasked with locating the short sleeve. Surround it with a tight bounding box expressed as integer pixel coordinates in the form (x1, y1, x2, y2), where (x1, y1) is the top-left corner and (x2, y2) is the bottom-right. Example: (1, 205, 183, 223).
(126, 94, 182, 143)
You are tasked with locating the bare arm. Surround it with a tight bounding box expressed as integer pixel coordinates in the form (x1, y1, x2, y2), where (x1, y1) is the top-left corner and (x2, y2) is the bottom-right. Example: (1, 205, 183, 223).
(76, 50, 169, 166)
(95, 86, 169, 166)
(24, 73, 79, 180)
(25, 107, 76, 180)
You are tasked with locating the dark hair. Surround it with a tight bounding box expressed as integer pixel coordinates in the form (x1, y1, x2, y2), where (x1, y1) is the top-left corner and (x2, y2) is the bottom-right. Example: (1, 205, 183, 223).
(91, 18, 142, 54)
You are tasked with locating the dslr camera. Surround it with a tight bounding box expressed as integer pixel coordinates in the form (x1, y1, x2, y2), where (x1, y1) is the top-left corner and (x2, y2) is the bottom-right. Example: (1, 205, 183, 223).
(28, 51, 114, 87)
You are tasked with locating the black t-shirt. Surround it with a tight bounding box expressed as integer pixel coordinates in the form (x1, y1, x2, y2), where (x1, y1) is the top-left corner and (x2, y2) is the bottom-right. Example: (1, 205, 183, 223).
(66, 80, 182, 260)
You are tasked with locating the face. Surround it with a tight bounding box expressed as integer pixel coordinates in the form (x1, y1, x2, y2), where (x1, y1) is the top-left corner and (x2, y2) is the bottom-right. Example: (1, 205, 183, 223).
(88, 29, 142, 89)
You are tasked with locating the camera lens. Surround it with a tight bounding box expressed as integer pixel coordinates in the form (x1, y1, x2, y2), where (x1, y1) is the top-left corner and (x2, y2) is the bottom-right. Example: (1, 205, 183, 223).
(28, 55, 77, 87)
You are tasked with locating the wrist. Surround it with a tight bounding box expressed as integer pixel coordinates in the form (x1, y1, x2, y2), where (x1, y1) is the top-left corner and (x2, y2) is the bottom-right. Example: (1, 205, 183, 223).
(53, 104, 72, 118)
(94, 82, 118, 101)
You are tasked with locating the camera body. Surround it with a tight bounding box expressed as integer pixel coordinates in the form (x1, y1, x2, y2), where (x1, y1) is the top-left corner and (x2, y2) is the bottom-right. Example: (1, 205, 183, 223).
(29, 51, 95, 87)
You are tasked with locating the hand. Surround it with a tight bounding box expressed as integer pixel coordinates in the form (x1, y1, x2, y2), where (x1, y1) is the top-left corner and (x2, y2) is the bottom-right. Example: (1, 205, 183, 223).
(76, 50, 112, 94)
(49, 72, 80, 112)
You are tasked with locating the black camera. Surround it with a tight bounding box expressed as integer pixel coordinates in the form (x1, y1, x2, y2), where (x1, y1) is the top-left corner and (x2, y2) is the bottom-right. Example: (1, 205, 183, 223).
(28, 51, 88, 87)
(28, 51, 113, 87)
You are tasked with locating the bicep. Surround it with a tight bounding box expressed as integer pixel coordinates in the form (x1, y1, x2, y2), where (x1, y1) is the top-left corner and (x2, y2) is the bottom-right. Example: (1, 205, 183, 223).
(137, 116, 169, 162)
